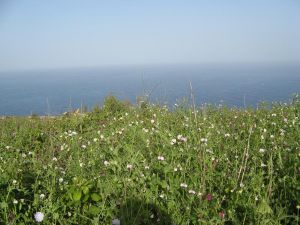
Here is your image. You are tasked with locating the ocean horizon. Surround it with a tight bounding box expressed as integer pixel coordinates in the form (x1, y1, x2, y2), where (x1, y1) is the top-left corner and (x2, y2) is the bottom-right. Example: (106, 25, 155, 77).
(0, 63, 299, 116)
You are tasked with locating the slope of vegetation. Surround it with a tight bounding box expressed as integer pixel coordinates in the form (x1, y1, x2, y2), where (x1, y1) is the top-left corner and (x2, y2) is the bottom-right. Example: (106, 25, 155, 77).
(0, 96, 299, 224)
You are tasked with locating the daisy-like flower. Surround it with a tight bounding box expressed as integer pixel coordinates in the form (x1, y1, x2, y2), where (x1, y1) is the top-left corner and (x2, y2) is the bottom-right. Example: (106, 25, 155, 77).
(127, 164, 133, 170)
(59, 178, 64, 183)
(180, 183, 188, 188)
(157, 156, 165, 161)
(12, 180, 17, 184)
(170, 139, 177, 145)
(52, 157, 58, 161)
(181, 137, 187, 142)
(159, 193, 165, 199)
(34, 212, 44, 223)
(104, 161, 110, 166)
(144, 165, 150, 170)
(13, 199, 18, 204)
(200, 138, 208, 143)
(40, 194, 45, 199)
(259, 148, 266, 153)
(177, 134, 183, 140)
(188, 190, 196, 195)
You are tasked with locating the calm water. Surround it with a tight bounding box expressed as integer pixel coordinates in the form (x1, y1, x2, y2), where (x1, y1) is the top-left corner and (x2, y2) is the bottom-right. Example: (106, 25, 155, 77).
(0, 63, 299, 116)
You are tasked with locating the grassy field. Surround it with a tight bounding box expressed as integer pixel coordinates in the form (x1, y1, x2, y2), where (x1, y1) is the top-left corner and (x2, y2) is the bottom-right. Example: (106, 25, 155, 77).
(0, 96, 299, 224)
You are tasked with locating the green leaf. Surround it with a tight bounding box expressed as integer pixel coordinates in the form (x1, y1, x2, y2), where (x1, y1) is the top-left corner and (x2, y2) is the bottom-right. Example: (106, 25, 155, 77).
(82, 194, 90, 202)
(82, 186, 90, 195)
(0, 202, 8, 209)
(73, 190, 82, 201)
(161, 180, 168, 189)
(91, 193, 101, 202)
(88, 205, 101, 215)
(257, 199, 273, 215)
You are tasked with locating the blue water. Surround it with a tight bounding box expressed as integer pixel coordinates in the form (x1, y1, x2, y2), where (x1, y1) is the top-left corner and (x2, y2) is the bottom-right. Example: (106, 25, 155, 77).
(0, 63, 299, 116)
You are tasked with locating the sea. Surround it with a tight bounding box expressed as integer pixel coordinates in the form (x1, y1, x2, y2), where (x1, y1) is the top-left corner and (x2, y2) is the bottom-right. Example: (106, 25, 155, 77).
(0, 63, 299, 116)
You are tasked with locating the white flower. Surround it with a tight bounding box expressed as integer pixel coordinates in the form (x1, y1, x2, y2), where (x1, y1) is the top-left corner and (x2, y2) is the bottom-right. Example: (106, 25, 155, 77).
(145, 165, 150, 170)
(112, 218, 120, 225)
(206, 149, 213, 154)
(151, 119, 155, 124)
(59, 178, 64, 183)
(200, 138, 208, 143)
(52, 157, 58, 161)
(157, 156, 165, 161)
(127, 164, 133, 170)
(34, 212, 44, 222)
(13, 199, 18, 204)
(81, 145, 87, 149)
(79, 162, 84, 167)
(12, 180, 17, 184)
(181, 137, 187, 142)
(40, 194, 45, 199)
(104, 161, 110, 166)
(170, 139, 177, 145)
(259, 148, 266, 153)
(225, 133, 230, 137)
(174, 167, 178, 172)
(93, 138, 98, 142)
(180, 183, 188, 188)
(188, 190, 196, 195)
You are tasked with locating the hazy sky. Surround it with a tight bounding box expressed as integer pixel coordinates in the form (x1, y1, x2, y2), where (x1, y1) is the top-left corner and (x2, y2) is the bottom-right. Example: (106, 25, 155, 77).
(0, 0, 299, 70)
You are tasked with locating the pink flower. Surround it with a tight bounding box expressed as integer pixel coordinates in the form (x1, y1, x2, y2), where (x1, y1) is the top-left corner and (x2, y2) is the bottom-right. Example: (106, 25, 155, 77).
(206, 194, 213, 201)
(219, 211, 225, 219)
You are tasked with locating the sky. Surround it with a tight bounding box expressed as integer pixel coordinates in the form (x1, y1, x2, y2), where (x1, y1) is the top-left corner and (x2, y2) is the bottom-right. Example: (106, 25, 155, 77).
(0, 0, 299, 71)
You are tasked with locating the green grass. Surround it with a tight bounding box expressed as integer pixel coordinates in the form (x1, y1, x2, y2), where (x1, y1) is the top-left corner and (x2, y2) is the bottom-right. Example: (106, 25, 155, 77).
(0, 96, 299, 224)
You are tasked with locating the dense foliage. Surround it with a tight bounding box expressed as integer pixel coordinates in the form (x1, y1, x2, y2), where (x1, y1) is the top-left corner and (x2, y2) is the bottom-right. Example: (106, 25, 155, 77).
(0, 96, 299, 224)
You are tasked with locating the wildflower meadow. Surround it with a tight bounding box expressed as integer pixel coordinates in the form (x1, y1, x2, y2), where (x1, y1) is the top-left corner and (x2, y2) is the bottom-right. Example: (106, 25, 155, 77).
(0, 96, 299, 224)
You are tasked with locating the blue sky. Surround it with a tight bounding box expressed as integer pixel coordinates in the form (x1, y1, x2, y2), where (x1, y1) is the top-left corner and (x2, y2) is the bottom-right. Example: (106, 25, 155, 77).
(0, 0, 299, 70)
